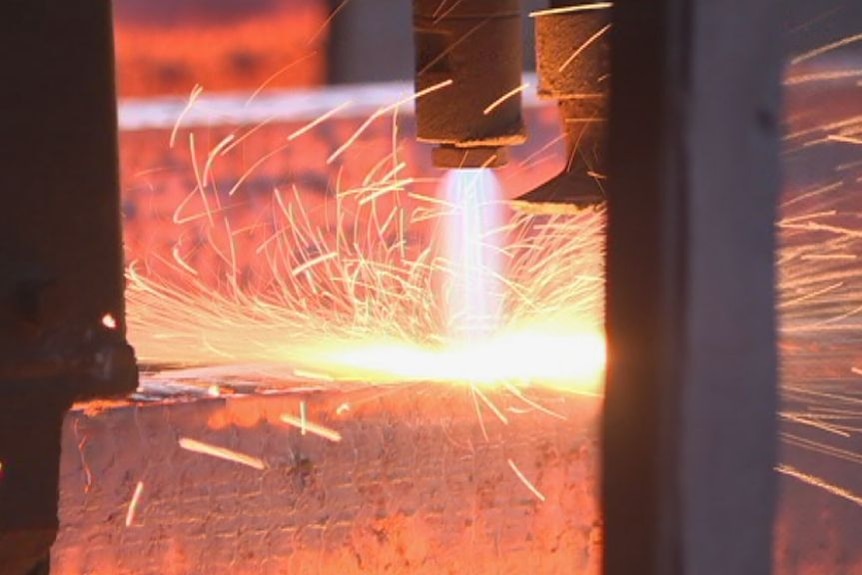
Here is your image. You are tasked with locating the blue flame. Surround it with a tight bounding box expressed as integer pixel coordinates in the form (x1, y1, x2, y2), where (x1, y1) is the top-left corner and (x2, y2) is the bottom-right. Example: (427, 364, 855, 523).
(442, 168, 505, 341)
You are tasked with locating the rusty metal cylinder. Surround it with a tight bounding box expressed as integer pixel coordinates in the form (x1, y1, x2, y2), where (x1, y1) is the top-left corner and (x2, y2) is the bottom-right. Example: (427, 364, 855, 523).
(537, 4, 610, 175)
(515, 3, 610, 210)
(535, 4, 611, 101)
(537, 4, 610, 171)
(413, 0, 526, 168)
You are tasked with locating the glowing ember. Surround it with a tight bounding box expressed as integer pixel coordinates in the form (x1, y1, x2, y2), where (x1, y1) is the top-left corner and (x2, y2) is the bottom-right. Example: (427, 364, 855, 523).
(177, 437, 266, 470)
(101, 313, 117, 330)
(777, 465, 862, 507)
(125, 481, 144, 527)
(280, 413, 343, 442)
(296, 329, 605, 390)
(507, 457, 547, 502)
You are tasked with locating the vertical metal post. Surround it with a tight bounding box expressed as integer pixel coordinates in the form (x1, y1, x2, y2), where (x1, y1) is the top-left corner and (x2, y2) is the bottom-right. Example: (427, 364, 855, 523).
(327, 0, 414, 84)
(602, 0, 781, 573)
(0, 2, 136, 572)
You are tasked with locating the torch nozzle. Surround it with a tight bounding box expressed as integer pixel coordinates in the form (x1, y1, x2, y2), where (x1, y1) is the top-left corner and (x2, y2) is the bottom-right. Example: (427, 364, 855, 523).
(513, 1, 610, 214)
(413, 0, 525, 169)
(431, 145, 509, 169)
(512, 170, 605, 215)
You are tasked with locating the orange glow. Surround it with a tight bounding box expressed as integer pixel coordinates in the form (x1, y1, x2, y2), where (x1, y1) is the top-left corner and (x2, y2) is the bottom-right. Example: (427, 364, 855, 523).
(126, 93, 606, 394)
(126, 200, 606, 393)
(113, 3, 327, 98)
(290, 328, 604, 392)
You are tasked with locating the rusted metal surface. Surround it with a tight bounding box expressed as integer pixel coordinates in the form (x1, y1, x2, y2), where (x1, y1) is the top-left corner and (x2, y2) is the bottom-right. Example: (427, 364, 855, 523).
(413, 0, 527, 168)
(52, 379, 601, 574)
(516, 2, 610, 210)
(50, 373, 862, 574)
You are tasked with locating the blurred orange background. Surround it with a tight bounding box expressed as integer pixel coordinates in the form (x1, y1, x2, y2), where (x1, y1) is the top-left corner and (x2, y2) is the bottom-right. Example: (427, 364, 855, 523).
(114, 0, 328, 97)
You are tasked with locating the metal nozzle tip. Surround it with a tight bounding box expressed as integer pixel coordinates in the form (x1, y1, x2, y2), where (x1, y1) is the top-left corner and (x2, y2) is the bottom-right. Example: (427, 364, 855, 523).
(510, 170, 606, 215)
(432, 145, 509, 169)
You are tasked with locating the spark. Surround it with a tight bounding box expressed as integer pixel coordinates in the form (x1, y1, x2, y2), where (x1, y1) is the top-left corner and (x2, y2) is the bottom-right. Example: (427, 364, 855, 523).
(169, 84, 204, 148)
(280, 414, 343, 443)
(300, 401, 307, 435)
(782, 433, 862, 466)
(559, 24, 612, 73)
(124, 75, 862, 510)
(73, 420, 93, 494)
(307, 0, 353, 46)
(218, 120, 270, 157)
(288, 101, 353, 141)
(178, 438, 266, 471)
(433, 0, 467, 23)
(780, 413, 850, 438)
(327, 79, 454, 164)
(784, 69, 862, 86)
(507, 458, 546, 502)
(172, 245, 199, 276)
(227, 143, 292, 197)
(777, 464, 862, 507)
(475, 386, 509, 425)
(827, 134, 862, 145)
(791, 32, 862, 65)
(186, 133, 215, 226)
(530, 3, 612, 17)
(244, 52, 319, 106)
(432, 0, 456, 18)
(417, 20, 489, 76)
(483, 83, 530, 116)
(125, 481, 145, 527)
(126, 174, 606, 391)
(291, 252, 338, 276)
(128, 79, 609, 394)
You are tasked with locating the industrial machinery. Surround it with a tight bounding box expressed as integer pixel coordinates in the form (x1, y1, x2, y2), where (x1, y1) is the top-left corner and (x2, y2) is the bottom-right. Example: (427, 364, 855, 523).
(412, 0, 609, 209)
(1, 0, 794, 573)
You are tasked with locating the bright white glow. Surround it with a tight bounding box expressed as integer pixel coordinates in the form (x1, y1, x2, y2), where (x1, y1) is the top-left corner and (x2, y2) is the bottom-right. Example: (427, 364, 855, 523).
(101, 313, 117, 330)
(289, 324, 606, 393)
(443, 169, 506, 340)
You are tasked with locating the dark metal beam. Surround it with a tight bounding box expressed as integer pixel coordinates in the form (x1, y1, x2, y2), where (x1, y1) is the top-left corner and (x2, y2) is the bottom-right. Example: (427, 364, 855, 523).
(602, 0, 781, 573)
(0, 2, 137, 572)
